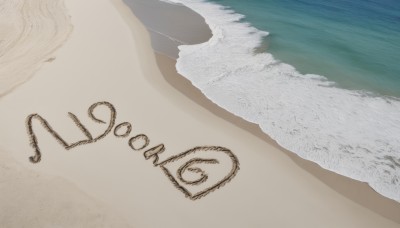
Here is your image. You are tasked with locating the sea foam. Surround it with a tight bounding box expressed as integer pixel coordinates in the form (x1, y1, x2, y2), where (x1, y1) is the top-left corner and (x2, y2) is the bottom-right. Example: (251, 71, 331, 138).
(164, 0, 400, 201)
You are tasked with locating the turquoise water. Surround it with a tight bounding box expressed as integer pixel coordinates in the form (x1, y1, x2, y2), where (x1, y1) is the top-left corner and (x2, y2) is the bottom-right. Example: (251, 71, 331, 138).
(210, 0, 400, 97)
(168, 0, 400, 201)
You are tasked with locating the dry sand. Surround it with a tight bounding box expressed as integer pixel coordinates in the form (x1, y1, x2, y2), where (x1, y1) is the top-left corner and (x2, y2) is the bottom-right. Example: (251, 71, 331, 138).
(0, 0, 72, 96)
(0, 0, 399, 227)
(0, 149, 131, 227)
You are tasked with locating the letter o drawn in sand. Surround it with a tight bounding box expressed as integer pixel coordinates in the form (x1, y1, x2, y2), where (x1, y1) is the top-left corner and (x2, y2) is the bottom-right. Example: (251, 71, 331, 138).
(177, 158, 219, 186)
(158, 146, 240, 200)
(114, 122, 132, 138)
(25, 101, 240, 201)
(26, 101, 117, 163)
(129, 134, 149, 151)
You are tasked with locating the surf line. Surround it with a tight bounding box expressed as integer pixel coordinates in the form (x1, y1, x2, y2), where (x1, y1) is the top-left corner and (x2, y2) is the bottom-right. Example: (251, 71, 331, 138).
(25, 101, 240, 200)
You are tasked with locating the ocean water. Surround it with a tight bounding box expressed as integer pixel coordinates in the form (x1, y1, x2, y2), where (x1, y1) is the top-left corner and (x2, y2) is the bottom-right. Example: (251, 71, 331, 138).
(162, 0, 400, 201)
(211, 0, 400, 97)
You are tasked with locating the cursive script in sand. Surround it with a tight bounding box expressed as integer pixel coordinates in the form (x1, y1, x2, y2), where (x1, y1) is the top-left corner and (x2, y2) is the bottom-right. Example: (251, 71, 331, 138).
(25, 101, 240, 200)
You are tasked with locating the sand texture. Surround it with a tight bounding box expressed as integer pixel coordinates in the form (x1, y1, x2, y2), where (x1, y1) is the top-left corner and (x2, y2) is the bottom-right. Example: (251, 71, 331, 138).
(0, 0, 399, 227)
(0, 0, 72, 97)
(0, 149, 131, 227)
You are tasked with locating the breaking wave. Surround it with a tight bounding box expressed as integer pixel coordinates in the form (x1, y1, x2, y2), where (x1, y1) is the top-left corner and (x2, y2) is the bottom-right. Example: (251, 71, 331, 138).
(165, 0, 400, 201)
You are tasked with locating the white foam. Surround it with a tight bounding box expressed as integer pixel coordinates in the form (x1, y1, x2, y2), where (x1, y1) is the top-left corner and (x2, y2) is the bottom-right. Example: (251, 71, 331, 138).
(165, 0, 400, 201)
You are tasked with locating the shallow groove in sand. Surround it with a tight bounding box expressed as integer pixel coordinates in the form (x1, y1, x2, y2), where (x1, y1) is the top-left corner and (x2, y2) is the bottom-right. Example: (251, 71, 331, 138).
(0, 0, 72, 97)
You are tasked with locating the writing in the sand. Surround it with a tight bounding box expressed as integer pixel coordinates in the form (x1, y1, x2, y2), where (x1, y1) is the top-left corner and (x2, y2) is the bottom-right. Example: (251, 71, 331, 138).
(25, 101, 240, 200)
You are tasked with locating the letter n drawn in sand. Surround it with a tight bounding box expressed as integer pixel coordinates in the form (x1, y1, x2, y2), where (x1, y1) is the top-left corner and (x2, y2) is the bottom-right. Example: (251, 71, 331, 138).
(157, 146, 240, 200)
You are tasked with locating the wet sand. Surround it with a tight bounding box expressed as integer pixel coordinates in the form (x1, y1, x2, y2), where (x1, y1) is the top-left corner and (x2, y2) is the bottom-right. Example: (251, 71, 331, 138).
(122, 0, 211, 58)
(0, 0, 399, 227)
(127, 0, 400, 223)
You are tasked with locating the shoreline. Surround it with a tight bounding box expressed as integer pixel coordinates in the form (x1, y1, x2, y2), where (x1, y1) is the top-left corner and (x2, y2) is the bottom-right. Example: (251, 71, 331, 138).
(119, 0, 400, 221)
(155, 53, 400, 222)
(0, 0, 399, 226)
(135, 0, 400, 202)
(121, 0, 211, 58)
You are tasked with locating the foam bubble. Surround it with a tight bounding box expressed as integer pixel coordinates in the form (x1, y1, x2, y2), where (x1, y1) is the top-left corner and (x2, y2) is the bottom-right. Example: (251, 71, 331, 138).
(167, 0, 400, 201)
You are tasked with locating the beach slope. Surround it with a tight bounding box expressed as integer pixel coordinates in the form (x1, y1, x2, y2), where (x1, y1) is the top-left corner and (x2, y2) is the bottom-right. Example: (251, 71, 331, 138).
(0, 0, 398, 227)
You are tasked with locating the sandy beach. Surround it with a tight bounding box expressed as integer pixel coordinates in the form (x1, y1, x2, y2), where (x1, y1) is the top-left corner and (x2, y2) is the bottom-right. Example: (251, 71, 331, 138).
(0, 0, 399, 227)
(0, 0, 72, 97)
